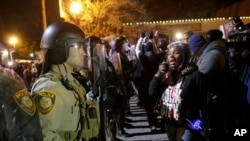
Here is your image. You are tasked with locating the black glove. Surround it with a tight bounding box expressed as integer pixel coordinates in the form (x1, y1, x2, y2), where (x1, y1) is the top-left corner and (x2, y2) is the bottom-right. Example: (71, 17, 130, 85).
(140, 30, 146, 38)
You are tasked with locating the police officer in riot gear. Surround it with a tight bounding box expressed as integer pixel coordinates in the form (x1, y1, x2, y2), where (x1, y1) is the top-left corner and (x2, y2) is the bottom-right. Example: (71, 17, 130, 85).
(0, 67, 43, 141)
(31, 22, 99, 141)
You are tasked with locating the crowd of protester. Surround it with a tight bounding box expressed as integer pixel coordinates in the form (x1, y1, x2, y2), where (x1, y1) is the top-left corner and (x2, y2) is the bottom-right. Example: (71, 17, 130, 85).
(0, 60, 42, 91)
(104, 27, 250, 141)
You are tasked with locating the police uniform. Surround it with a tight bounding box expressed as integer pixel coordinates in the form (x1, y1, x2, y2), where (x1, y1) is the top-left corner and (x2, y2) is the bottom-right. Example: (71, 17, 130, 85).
(32, 67, 87, 141)
(33, 21, 100, 141)
(0, 68, 43, 141)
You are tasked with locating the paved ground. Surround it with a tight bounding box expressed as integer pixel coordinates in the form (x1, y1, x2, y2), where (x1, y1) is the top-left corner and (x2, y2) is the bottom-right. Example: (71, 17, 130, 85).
(116, 95, 168, 141)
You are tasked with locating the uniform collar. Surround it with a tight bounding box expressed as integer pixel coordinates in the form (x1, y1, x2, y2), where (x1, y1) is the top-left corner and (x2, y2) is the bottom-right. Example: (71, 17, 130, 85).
(50, 63, 81, 87)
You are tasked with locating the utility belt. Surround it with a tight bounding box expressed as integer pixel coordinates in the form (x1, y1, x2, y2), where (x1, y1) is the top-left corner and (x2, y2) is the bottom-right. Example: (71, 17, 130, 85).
(58, 127, 98, 141)
(58, 130, 78, 140)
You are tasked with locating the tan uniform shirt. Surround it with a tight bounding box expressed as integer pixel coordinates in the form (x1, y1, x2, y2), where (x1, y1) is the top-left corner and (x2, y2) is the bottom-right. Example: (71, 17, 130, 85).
(32, 71, 86, 141)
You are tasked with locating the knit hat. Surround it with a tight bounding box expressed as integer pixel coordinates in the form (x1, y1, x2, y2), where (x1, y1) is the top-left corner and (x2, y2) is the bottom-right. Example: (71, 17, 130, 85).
(188, 33, 205, 54)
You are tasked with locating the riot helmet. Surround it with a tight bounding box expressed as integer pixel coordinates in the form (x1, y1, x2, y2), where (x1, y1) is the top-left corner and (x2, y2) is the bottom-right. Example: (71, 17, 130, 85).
(41, 22, 86, 65)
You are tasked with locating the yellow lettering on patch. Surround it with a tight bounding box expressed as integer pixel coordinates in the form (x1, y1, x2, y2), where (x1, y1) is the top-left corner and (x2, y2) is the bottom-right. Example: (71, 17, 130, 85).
(38, 92, 56, 98)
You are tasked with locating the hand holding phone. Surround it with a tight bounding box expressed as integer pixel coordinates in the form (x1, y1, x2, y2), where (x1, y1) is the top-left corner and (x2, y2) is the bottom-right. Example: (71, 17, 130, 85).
(155, 61, 169, 77)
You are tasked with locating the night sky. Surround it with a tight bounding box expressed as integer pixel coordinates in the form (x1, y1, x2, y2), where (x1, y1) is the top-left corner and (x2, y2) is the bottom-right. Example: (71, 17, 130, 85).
(142, 0, 244, 20)
(0, 0, 246, 44)
(0, 0, 43, 41)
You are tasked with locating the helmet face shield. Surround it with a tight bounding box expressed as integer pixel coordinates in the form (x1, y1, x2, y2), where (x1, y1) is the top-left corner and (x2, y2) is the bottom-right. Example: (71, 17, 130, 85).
(68, 41, 87, 52)
(67, 39, 89, 68)
(40, 22, 86, 66)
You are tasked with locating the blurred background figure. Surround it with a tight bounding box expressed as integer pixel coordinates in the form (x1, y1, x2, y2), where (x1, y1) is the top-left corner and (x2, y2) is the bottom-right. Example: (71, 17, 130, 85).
(0, 63, 43, 141)
(109, 36, 134, 136)
(182, 30, 194, 43)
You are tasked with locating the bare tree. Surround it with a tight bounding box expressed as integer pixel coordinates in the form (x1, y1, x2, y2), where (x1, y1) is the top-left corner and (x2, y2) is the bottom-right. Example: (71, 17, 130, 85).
(69, 0, 148, 37)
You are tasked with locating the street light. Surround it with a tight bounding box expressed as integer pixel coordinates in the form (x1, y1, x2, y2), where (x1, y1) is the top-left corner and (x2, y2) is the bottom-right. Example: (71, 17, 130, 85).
(175, 32, 183, 41)
(70, 1, 81, 14)
(9, 36, 18, 48)
(30, 52, 36, 60)
(8, 36, 18, 64)
(70, 1, 82, 25)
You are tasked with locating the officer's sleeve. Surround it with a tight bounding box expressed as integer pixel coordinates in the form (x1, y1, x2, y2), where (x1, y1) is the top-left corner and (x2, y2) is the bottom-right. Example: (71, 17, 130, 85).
(35, 91, 63, 140)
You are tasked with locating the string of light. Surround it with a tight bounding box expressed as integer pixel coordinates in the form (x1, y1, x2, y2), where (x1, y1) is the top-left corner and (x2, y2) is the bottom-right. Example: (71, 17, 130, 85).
(123, 16, 250, 26)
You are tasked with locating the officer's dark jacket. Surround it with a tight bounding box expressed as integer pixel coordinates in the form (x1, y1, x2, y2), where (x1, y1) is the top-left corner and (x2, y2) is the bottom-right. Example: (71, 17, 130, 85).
(0, 70, 43, 141)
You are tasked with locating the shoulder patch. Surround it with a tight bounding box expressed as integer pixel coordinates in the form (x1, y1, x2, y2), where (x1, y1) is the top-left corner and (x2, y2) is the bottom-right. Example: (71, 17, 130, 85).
(37, 91, 56, 115)
(14, 89, 36, 116)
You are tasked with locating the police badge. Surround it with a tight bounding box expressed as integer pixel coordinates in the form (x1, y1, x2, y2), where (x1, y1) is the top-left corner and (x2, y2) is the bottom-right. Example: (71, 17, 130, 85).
(37, 91, 56, 115)
(14, 89, 36, 116)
